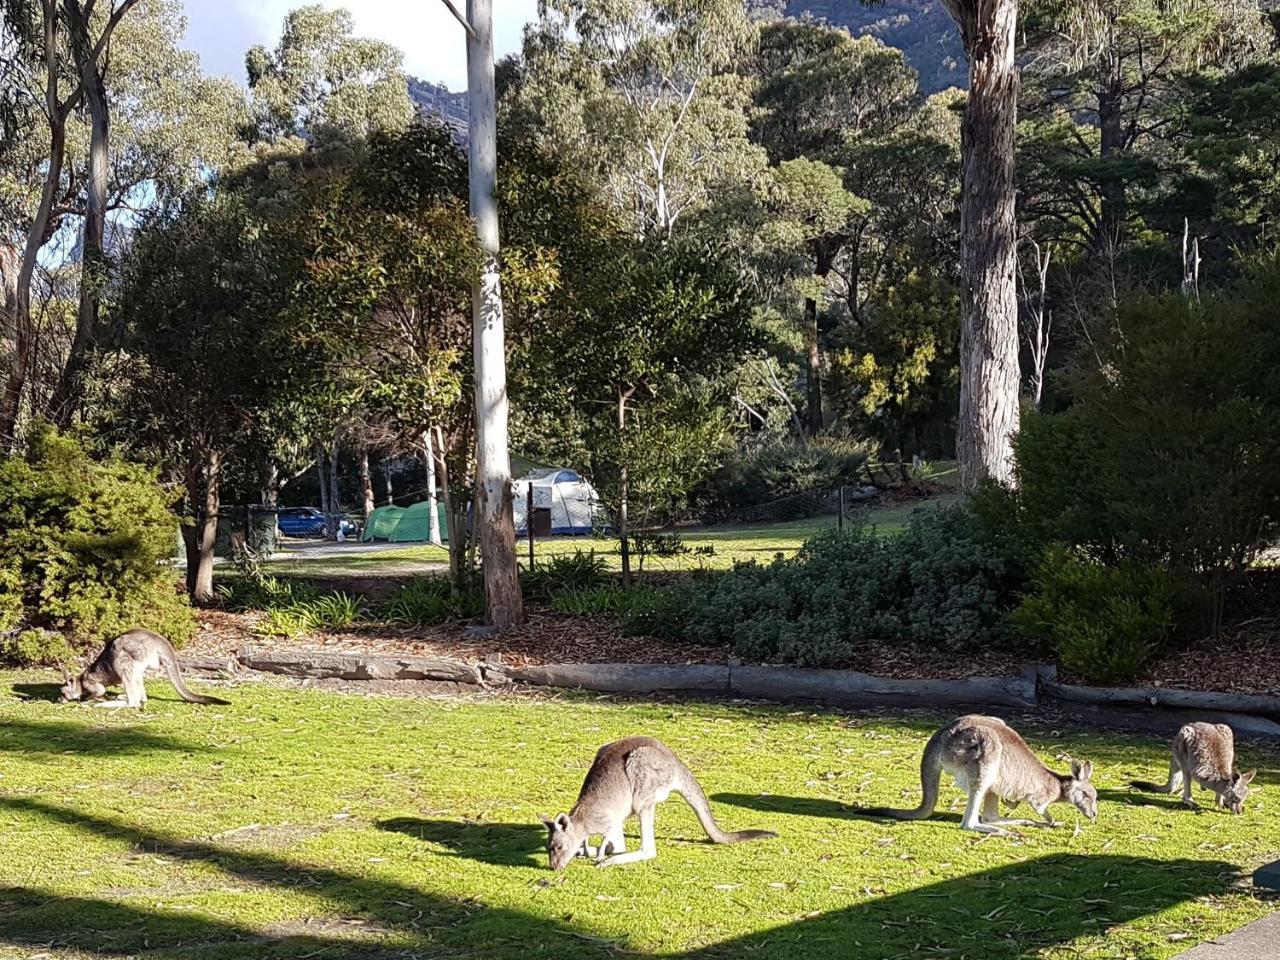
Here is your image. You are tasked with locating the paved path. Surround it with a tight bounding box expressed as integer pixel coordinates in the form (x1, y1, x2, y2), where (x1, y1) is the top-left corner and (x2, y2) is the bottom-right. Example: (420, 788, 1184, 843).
(1175, 911, 1280, 959)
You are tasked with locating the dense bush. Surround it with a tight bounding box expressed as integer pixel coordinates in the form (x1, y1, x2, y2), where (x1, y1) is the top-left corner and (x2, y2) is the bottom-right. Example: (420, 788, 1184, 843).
(1006, 262, 1280, 631)
(697, 435, 871, 519)
(522, 550, 611, 600)
(552, 585, 660, 617)
(1010, 547, 1180, 684)
(0, 427, 194, 663)
(625, 504, 1016, 665)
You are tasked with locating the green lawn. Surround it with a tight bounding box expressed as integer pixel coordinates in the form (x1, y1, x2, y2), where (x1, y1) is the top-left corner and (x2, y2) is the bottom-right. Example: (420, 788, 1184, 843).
(262, 493, 961, 579)
(1, 677, 1276, 959)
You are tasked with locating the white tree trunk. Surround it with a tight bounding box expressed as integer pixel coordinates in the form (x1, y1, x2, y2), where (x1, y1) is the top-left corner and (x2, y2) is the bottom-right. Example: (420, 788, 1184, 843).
(423, 428, 442, 546)
(465, 0, 522, 627)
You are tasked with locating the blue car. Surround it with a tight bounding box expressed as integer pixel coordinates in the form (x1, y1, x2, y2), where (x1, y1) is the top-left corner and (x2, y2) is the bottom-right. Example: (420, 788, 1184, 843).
(276, 507, 357, 539)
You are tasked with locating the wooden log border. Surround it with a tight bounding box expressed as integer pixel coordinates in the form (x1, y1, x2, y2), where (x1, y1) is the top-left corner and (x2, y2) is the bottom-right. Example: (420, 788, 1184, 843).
(212, 650, 1280, 734)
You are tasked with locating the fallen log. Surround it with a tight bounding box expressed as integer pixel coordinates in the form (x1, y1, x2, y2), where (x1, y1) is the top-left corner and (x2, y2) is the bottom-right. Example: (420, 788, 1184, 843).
(730, 664, 1038, 708)
(236, 647, 483, 685)
(493, 662, 730, 695)
(1041, 680, 1280, 720)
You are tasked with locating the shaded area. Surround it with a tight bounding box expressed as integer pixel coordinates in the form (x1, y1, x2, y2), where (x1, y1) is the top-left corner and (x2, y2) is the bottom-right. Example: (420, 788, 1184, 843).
(680, 854, 1240, 960)
(712, 792, 962, 824)
(376, 817, 545, 868)
(0, 797, 1243, 960)
(0, 717, 203, 757)
(10, 682, 66, 702)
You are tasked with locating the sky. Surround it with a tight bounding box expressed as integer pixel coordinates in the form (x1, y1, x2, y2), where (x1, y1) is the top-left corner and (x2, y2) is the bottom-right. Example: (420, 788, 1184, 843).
(179, 0, 538, 91)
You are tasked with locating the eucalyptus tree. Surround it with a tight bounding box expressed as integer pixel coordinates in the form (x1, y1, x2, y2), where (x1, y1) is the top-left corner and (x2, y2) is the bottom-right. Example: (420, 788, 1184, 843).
(519, 0, 766, 239)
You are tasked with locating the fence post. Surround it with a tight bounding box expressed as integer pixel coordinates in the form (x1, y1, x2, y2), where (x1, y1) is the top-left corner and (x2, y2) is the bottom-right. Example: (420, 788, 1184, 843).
(527, 484, 535, 569)
(838, 485, 845, 531)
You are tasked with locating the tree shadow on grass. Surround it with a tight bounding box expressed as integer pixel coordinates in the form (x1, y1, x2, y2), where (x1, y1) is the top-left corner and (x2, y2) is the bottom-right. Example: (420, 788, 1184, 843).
(0, 797, 1244, 960)
(376, 817, 546, 868)
(0, 717, 202, 757)
(678, 853, 1240, 960)
(1099, 786, 1195, 812)
(711, 792, 962, 824)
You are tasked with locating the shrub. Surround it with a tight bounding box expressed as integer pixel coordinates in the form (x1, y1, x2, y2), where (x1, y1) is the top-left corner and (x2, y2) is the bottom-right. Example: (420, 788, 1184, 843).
(1008, 262, 1280, 631)
(1010, 547, 1179, 684)
(697, 434, 871, 519)
(304, 592, 365, 629)
(522, 550, 611, 601)
(0, 426, 194, 663)
(624, 504, 1016, 665)
(384, 577, 483, 625)
(0, 628, 76, 667)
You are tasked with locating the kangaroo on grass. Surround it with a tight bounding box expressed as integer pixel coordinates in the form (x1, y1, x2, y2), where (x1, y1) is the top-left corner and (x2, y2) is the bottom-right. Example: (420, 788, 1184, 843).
(860, 715, 1098, 835)
(541, 736, 777, 870)
(1132, 722, 1255, 814)
(60, 629, 230, 709)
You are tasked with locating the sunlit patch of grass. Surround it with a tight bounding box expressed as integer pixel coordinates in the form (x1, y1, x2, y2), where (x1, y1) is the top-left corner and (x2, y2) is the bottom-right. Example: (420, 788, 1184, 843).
(0, 677, 1275, 958)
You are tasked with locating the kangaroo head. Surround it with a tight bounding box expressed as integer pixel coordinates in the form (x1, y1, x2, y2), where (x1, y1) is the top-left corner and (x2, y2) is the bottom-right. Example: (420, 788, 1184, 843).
(540, 813, 584, 871)
(58, 663, 85, 703)
(1221, 769, 1256, 815)
(1064, 760, 1097, 820)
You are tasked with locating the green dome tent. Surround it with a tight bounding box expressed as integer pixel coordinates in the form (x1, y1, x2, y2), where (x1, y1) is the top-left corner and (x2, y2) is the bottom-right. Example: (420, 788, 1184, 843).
(361, 501, 449, 543)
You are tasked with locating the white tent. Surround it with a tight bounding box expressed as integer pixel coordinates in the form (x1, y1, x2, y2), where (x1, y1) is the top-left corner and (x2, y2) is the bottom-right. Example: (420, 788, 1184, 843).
(512, 468, 599, 535)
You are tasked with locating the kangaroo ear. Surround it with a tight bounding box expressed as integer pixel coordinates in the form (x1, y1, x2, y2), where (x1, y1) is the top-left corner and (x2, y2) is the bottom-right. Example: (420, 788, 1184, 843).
(1241, 769, 1257, 785)
(555, 813, 571, 830)
(1072, 760, 1093, 782)
(538, 814, 556, 830)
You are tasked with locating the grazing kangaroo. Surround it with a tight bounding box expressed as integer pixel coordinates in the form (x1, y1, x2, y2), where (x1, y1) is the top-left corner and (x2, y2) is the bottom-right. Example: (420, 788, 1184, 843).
(860, 715, 1098, 835)
(540, 736, 777, 870)
(60, 629, 230, 709)
(1132, 722, 1255, 814)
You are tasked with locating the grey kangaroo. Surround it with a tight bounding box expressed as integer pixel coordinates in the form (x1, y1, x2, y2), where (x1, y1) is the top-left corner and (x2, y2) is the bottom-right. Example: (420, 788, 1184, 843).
(541, 736, 777, 870)
(1132, 722, 1255, 814)
(60, 629, 230, 708)
(861, 715, 1098, 835)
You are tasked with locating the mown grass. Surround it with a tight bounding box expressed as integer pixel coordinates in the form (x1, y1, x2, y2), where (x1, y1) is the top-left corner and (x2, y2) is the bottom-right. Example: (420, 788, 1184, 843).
(1, 676, 1276, 958)
(260, 493, 961, 579)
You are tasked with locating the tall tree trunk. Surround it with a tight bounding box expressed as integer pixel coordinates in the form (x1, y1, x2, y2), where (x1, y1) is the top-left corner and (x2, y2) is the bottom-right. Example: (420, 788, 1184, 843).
(617, 386, 633, 588)
(182, 447, 221, 604)
(260, 459, 280, 508)
(433, 428, 464, 587)
(803, 296, 822, 436)
(1, 1, 68, 449)
(358, 446, 375, 519)
(1096, 61, 1125, 251)
(423, 428, 442, 545)
(382, 460, 394, 505)
(944, 0, 1021, 493)
(315, 445, 330, 515)
(326, 431, 340, 538)
(465, 0, 522, 628)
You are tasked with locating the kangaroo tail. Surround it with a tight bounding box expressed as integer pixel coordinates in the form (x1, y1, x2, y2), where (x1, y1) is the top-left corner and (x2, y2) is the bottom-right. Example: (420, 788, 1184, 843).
(161, 644, 230, 706)
(1131, 778, 1176, 794)
(861, 732, 944, 820)
(675, 763, 777, 844)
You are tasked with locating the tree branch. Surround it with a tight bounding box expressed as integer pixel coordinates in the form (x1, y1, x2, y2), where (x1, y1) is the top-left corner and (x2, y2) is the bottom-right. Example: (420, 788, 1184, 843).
(436, 0, 477, 41)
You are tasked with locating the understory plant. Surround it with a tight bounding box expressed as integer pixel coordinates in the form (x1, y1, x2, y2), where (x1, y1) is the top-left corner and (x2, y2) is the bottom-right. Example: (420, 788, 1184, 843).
(1010, 547, 1179, 684)
(625, 504, 1015, 665)
(0, 426, 194, 664)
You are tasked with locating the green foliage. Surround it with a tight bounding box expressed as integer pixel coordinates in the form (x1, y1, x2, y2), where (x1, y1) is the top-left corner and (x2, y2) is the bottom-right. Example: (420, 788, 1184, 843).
(245, 4, 412, 146)
(625, 505, 1015, 663)
(0, 427, 194, 657)
(550, 586, 658, 617)
(522, 551, 611, 601)
(0, 628, 76, 667)
(1011, 548, 1178, 684)
(383, 577, 484, 626)
(699, 434, 871, 516)
(1008, 261, 1280, 625)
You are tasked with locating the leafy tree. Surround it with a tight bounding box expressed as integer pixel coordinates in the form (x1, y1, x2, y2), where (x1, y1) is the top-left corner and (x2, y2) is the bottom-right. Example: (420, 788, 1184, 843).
(1020, 0, 1271, 249)
(518, 0, 766, 238)
(246, 4, 413, 147)
(112, 192, 302, 603)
